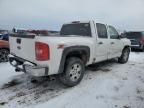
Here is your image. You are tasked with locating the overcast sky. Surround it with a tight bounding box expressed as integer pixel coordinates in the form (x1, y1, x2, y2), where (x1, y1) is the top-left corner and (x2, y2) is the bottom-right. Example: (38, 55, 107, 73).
(0, 0, 144, 31)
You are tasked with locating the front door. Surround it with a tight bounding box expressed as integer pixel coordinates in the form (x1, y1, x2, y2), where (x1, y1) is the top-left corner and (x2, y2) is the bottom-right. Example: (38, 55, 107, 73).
(107, 25, 123, 59)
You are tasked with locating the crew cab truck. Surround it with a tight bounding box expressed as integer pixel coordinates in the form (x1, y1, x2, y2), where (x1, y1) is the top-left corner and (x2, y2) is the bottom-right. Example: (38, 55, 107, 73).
(9, 21, 131, 87)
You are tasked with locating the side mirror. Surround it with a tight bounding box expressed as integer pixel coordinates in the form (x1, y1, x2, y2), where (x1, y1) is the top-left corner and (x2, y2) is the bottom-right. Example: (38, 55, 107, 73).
(119, 33, 126, 39)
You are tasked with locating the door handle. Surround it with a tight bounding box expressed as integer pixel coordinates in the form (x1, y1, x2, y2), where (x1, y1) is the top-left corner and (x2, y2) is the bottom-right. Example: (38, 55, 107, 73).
(98, 42, 103, 45)
(111, 42, 115, 44)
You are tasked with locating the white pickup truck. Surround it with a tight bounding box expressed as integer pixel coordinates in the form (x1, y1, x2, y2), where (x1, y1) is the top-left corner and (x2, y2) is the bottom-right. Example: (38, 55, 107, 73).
(9, 21, 131, 86)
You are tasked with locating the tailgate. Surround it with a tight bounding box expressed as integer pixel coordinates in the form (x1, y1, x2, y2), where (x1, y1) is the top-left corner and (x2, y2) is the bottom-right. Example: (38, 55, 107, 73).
(9, 34, 36, 62)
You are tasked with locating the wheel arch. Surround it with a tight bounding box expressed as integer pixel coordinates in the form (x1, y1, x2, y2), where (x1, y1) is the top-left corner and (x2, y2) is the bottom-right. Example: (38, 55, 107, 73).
(58, 46, 90, 73)
(123, 45, 131, 51)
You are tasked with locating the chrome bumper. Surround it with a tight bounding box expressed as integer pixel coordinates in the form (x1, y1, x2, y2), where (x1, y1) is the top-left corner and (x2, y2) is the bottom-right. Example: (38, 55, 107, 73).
(8, 54, 48, 77)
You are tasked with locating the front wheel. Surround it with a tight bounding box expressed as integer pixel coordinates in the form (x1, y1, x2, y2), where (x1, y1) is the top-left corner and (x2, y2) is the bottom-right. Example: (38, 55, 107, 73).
(59, 57, 85, 87)
(118, 48, 130, 64)
(0, 49, 9, 62)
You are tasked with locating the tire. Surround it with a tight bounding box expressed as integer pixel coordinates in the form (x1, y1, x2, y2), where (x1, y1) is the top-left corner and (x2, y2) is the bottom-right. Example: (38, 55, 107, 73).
(0, 49, 9, 62)
(59, 57, 85, 87)
(118, 48, 130, 64)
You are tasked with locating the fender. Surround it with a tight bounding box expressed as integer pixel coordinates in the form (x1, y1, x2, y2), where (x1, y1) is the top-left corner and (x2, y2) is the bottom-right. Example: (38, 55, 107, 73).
(58, 45, 90, 73)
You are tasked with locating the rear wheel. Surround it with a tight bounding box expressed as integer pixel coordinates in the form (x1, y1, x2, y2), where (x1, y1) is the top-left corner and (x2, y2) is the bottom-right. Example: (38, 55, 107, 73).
(118, 48, 130, 64)
(59, 57, 85, 87)
(0, 49, 9, 62)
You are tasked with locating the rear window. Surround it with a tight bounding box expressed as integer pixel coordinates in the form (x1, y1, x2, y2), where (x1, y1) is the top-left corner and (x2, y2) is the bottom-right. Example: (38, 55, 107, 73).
(125, 32, 142, 39)
(60, 23, 91, 37)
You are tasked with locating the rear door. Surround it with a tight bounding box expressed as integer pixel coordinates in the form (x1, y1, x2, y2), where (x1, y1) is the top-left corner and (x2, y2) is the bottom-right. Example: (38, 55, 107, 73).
(107, 26, 123, 59)
(95, 23, 109, 62)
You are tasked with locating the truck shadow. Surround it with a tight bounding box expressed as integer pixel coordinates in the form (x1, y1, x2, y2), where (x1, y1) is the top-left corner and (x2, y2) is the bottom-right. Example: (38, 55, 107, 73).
(0, 59, 118, 107)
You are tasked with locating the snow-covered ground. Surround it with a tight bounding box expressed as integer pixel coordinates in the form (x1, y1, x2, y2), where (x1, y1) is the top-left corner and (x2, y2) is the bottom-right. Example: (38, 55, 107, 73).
(0, 52, 144, 108)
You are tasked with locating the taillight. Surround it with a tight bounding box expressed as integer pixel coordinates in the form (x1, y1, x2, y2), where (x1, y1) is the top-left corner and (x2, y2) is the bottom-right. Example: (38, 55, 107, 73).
(35, 42, 50, 61)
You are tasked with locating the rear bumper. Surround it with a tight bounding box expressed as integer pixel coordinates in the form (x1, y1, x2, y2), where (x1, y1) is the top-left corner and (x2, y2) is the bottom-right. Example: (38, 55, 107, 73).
(8, 54, 48, 77)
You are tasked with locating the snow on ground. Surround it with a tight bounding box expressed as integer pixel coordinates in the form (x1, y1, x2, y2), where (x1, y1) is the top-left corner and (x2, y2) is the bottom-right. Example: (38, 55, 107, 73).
(0, 51, 144, 108)
(0, 63, 21, 87)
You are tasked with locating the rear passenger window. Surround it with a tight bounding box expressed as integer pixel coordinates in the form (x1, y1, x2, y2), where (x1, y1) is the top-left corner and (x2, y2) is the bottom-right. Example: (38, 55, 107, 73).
(96, 23, 108, 38)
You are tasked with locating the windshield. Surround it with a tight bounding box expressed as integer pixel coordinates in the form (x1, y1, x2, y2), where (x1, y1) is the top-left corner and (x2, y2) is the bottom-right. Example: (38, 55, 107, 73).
(125, 32, 142, 39)
(60, 23, 91, 37)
